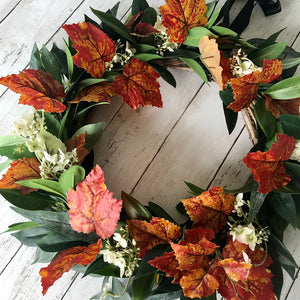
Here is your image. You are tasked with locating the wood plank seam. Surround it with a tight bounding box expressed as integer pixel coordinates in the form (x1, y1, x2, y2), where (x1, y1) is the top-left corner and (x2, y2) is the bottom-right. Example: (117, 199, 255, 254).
(0, 244, 22, 275)
(0, 0, 22, 25)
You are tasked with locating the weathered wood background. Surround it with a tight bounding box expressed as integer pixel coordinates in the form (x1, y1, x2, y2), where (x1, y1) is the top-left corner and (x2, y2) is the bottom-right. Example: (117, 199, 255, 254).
(0, 0, 299, 299)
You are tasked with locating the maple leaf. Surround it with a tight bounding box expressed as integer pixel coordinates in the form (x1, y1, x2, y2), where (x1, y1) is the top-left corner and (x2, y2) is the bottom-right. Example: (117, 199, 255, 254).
(183, 227, 215, 245)
(182, 187, 235, 231)
(0, 157, 41, 194)
(65, 132, 89, 163)
(198, 36, 231, 90)
(228, 59, 282, 112)
(62, 22, 116, 78)
(265, 95, 300, 118)
(113, 58, 162, 110)
(127, 217, 181, 257)
(218, 258, 251, 282)
(67, 165, 122, 239)
(159, 0, 208, 43)
(70, 82, 114, 104)
(180, 269, 219, 298)
(132, 22, 159, 37)
(243, 133, 296, 193)
(0, 69, 65, 113)
(40, 240, 102, 295)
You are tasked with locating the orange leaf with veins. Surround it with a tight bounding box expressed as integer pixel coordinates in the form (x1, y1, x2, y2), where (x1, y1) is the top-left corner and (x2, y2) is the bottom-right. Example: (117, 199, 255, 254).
(243, 133, 296, 193)
(67, 165, 122, 239)
(0, 69, 65, 113)
(62, 22, 116, 78)
(0, 157, 41, 194)
(218, 258, 251, 282)
(265, 95, 300, 118)
(65, 132, 89, 164)
(182, 187, 235, 231)
(113, 58, 162, 110)
(127, 217, 181, 258)
(40, 240, 102, 295)
(159, 0, 207, 43)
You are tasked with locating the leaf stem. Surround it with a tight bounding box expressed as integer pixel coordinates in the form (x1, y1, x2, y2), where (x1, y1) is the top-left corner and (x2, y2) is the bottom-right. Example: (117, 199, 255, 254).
(106, 275, 132, 298)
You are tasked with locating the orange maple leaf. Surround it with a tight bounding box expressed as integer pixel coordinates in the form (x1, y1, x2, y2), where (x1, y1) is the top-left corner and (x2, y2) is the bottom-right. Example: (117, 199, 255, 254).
(218, 258, 251, 282)
(113, 58, 162, 110)
(62, 22, 116, 78)
(0, 69, 65, 113)
(228, 59, 282, 112)
(65, 132, 89, 164)
(198, 36, 231, 90)
(67, 165, 122, 239)
(182, 227, 215, 244)
(159, 0, 208, 43)
(243, 134, 296, 193)
(0, 157, 41, 194)
(127, 217, 181, 258)
(182, 187, 235, 231)
(40, 240, 102, 295)
(70, 82, 114, 104)
(265, 95, 300, 118)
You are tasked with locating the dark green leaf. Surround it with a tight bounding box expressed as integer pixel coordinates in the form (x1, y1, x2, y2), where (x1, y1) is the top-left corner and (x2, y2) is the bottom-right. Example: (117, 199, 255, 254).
(183, 27, 217, 47)
(148, 202, 176, 223)
(76, 78, 107, 93)
(269, 258, 283, 300)
(107, 2, 120, 17)
(51, 43, 68, 76)
(294, 194, 300, 229)
(135, 44, 156, 53)
(184, 181, 204, 196)
(211, 25, 238, 37)
(64, 41, 74, 79)
(279, 115, 300, 139)
(282, 57, 300, 70)
(43, 112, 61, 136)
(219, 87, 234, 106)
(248, 191, 266, 223)
(12, 226, 51, 246)
(147, 291, 183, 300)
(5, 221, 41, 233)
(40, 46, 62, 83)
(222, 102, 238, 134)
(0, 141, 33, 160)
(134, 53, 162, 61)
(264, 77, 300, 99)
(91, 8, 135, 43)
(149, 63, 176, 87)
(180, 57, 208, 83)
(133, 272, 157, 300)
(84, 255, 120, 277)
(205, 0, 218, 19)
(258, 28, 286, 49)
(0, 189, 57, 210)
(285, 162, 300, 179)
(169, 49, 200, 59)
(206, 6, 222, 28)
(30, 43, 43, 70)
(140, 7, 157, 26)
(132, 0, 149, 15)
(175, 202, 188, 217)
(32, 247, 57, 264)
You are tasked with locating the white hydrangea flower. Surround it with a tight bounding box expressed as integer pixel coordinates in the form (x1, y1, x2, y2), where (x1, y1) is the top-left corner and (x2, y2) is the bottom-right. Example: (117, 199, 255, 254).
(290, 140, 300, 163)
(230, 223, 257, 251)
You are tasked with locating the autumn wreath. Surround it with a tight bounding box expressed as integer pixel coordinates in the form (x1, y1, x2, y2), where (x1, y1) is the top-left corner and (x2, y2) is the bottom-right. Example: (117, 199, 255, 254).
(0, 0, 299, 299)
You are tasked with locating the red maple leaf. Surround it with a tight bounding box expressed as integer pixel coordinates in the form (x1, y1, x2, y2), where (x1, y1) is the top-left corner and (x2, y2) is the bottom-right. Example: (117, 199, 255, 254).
(65, 132, 89, 164)
(159, 0, 208, 43)
(113, 58, 162, 110)
(62, 22, 116, 78)
(0, 69, 65, 113)
(0, 157, 41, 194)
(182, 227, 215, 244)
(132, 22, 159, 37)
(218, 258, 251, 282)
(40, 240, 102, 295)
(127, 217, 181, 258)
(265, 95, 300, 118)
(67, 165, 122, 239)
(182, 187, 235, 231)
(243, 133, 296, 193)
(228, 59, 282, 111)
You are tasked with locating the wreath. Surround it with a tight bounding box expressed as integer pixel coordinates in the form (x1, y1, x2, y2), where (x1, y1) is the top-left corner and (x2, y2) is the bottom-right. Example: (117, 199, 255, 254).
(0, 0, 299, 299)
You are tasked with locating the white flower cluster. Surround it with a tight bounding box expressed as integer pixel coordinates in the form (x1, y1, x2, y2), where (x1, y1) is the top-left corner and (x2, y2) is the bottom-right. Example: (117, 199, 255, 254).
(39, 148, 78, 180)
(100, 226, 140, 278)
(231, 49, 262, 77)
(290, 140, 300, 163)
(229, 193, 270, 251)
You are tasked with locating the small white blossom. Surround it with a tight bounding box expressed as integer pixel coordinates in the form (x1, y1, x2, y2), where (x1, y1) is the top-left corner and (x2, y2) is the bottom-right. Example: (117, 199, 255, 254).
(290, 140, 300, 162)
(230, 223, 257, 251)
(99, 283, 110, 300)
(113, 232, 128, 248)
(233, 193, 246, 217)
(242, 251, 251, 264)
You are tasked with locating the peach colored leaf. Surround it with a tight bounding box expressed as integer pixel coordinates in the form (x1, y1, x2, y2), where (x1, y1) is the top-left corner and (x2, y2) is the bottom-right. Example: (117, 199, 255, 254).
(127, 217, 181, 258)
(113, 58, 162, 110)
(67, 165, 122, 238)
(243, 134, 296, 193)
(40, 240, 102, 295)
(265, 95, 300, 118)
(159, 0, 208, 43)
(65, 132, 89, 164)
(0, 157, 41, 194)
(228, 59, 282, 112)
(0, 69, 65, 113)
(70, 82, 114, 104)
(218, 258, 251, 282)
(182, 187, 235, 231)
(180, 269, 219, 299)
(62, 22, 116, 78)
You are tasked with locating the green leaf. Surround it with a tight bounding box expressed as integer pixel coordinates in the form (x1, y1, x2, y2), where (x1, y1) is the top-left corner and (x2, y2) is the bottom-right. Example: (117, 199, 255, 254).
(0, 135, 26, 147)
(285, 162, 300, 178)
(133, 272, 157, 300)
(43, 112, 61, 136)
(205, 0, 218, 19)
(84, 255, 120, 277)
(169, 49, 199, 59)
(58, 166, 85, 195)
(0, 159, 12, 172)
(0, 189, 57, 210)
(132, 0, 149, 15)
(0, 141, 33, 160)
(222, 102, 238, 134)
(32, 247, 57, 264)
(183, 27, 217, 47)
(148, 202, 176, 223)
(147, 291, 183, 300)
(135, 44, 156, 53)
(91, 8, 135, 43)
(140, 7, 157, 26)
(50, 43, 68, 76)
(211, 25, 238, 37)
(40, 46, 62, 83)
(133, 53, 162, 61)
(30, 43, 43, 70)
(282, 57, 300, 70)
(206, 6, 222, 28)
(184, 181, 204, 196)
(12, 226, 51, 246)
(219, 87, 235, 106)
(149, 63, 176, 87)
(64, 41, 74, 79)
(250, 43, 287, 66)
(254, 28, 286, 49)
(72, 122, 105, 151)
(224, 179, 258, 194)
(269, 258, 283, 300)
(279, 114, 300, 139)
(77, 78, 107, 93)
(264, 77, 300, 99)
(4, 221, 41, 233)
(180, 57, 208, 83)
(248, 191, 267, 223)
(121, 191, 152, 221)
(269, 192, 297, 227)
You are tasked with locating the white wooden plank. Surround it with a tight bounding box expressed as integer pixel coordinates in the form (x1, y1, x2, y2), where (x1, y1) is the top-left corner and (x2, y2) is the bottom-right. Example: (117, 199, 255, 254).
(0, 0, 21, 22)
